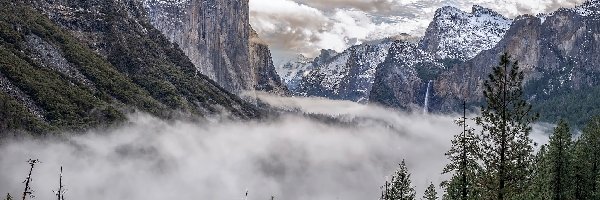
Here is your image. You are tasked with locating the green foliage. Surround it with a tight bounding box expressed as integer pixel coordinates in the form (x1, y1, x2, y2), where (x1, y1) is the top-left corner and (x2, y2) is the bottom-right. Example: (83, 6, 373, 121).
(441, 104, 481, 200)
(382, 160, 416, 200)
(572, 116, 600, 199)
(525, 146, 551, 200)
(0, 91, 50, 133)
(0, 0, 259, 133)
(546, 120, 574, 200)
(531, 86, 600, 128)
(475, 53, 538, 200)
(423, 183, 438, 200)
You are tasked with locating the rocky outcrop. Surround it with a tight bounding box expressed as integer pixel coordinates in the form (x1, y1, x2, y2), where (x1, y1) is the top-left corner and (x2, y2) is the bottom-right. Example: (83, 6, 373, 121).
(248, 27, 289, 95)
(369, 41, 444, 110)
(142, 0, 286, 96)
(297, 41, 393, 102)
(0, 0, 261, 133)
(419, 5, 512, 60)
(436, 0, 600, 108)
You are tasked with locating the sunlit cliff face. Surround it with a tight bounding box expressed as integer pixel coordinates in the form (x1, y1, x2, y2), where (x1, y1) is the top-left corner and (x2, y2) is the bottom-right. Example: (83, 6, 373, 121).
(0, 94, 550, 200)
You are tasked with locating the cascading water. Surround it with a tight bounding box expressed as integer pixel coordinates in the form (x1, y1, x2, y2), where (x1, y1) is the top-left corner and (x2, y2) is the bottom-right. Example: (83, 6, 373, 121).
(423, 80, 433, 114)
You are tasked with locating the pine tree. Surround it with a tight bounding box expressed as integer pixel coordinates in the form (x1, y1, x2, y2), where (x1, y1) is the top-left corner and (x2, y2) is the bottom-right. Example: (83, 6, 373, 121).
(442, 102, 481, 200)
(572, 140, 588, 199)
(525, 145, 550, 200)
(5, 193, 12, 200)
(546, 120, 574, 200)
(382, 160, 416, 200)
(475, 53, 538, 200)
(574, 116, 600, 199)
(423, 182, 438, 200)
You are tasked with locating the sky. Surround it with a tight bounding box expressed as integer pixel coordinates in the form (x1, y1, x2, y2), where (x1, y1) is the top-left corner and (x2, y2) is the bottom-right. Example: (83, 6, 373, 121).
(249, 0, 585, 63)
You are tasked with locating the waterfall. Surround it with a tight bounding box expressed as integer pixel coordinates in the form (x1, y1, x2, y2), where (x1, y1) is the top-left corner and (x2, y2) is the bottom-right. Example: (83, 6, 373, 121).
(423, 80, 433, 114)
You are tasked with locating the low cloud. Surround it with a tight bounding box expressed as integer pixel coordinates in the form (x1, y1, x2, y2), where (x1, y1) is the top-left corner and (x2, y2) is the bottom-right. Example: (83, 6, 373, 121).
(0, 94, 550, 200)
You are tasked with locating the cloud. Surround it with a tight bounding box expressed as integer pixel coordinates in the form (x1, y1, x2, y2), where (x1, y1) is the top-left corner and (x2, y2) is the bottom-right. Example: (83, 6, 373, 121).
(298, 0, 397, 12)
(249, 0, 586, 63)
(0, 94, 551, 200)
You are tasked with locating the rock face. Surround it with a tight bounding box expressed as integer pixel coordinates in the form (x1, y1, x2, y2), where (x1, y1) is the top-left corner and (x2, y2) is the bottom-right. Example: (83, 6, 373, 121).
(142, 0, 286, 95)
(419, 5, 512, 60)
(434, 0, 600, 120)
(286, 1, 600, 125)
(369, 41, 444, 110)
(248, 28, 289, 95)
(0, 0, 261, 133)
(298, 41, 393, 102)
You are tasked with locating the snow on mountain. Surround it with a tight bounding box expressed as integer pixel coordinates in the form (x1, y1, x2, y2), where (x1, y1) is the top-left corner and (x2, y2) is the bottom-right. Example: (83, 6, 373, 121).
(419, 5, 512, 60)
(299, 41, 393, 102)
(277, 54, 318, 91)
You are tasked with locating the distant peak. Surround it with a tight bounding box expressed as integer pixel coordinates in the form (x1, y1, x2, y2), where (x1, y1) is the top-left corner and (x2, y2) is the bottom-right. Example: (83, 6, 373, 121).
(582, 0, 600, 8)
(472, 5, 497, 16)
(435, 6, 463, 15)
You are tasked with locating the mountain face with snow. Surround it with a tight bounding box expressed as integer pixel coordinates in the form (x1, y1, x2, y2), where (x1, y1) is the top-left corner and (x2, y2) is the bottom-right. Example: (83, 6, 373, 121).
(284, 1, 600, 125)
(369, 41, 444, 110)
(277, 49, 337, 92)
(419, 5, 512, 61)
(434, 0, 600, 124)
(142, 0, 286, 94)
(297, 41, 393, 102)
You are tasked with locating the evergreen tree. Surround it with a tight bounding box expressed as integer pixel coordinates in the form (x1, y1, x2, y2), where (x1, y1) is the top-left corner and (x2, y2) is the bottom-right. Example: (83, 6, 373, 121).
(423, 182, 438, 200)
(525, 146, 550, 200)
(546, 120, 574, 200)
(475, 53, 538, 200)
(572, 140, 588, 199)
(5, 193, 11, 200)
(573, 116, 600, 199)
(382, 160, 416, 200)
(442, 102, 481, 200)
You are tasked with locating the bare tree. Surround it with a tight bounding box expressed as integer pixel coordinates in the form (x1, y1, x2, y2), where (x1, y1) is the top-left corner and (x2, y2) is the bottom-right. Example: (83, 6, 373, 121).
(53, 167, 66, 200)
(22, 159, 40, 200)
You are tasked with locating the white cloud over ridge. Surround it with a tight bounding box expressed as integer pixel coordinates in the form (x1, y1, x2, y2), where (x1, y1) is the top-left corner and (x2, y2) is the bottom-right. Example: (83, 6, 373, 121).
(0, 94, 551, 200)
(249, 0, 585, 63)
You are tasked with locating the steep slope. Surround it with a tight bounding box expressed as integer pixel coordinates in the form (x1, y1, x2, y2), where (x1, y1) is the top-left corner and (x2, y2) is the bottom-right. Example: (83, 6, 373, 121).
(369, 41, 445, 110)
(142, 0, 252, 93)
(277, 50, 338, 93)
(248, 28, 289, 95)
(0, 0, 260, 133)
(298, 41, 393, 102)
(142, 0, 286, 95)
(434, 0, 600, 125)
(419, 5, 512, 60)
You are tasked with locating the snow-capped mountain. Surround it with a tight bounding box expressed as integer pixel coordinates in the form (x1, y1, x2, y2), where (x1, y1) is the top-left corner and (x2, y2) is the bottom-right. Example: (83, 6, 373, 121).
(277, 54, 318, 92)
(369, 41, 444, 110)
(419, 5, 512, 61)
(280, 0, 600, 125)
(297, 41, 393, 102)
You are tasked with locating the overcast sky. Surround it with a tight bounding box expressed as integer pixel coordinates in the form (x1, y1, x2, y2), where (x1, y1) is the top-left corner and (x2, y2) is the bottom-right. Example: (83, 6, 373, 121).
(249, 0, 585, 63)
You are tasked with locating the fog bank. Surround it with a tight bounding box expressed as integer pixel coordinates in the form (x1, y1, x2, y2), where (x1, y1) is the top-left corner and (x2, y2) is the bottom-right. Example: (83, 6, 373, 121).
(0, 94, 550, 199)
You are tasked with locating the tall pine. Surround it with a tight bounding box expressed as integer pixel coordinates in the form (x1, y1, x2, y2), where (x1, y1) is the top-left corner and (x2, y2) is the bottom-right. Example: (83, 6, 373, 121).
(546, 120, 573, 200)
(525, 145, 550, 200)
(573, 116, 600, 199)
(442, 102, 481, 200)
(475, 53, 538, 200)
(382, 160, 416, 200)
